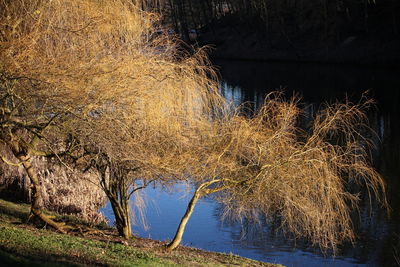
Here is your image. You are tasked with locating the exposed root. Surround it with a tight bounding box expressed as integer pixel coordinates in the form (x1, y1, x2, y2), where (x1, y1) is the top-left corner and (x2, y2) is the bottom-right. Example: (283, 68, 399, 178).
(62, 223, 112, 238)
(81, 229, 105, 236)
(26, 213, 34, 223)
(30, 209, 73, 234)
(40, 216, 69, 233)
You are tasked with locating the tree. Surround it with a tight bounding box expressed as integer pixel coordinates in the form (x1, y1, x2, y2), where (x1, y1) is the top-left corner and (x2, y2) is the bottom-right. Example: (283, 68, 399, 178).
(92, 156, 147, 238)
(166, 93, 387, 251)
(1, 0, 223, 235)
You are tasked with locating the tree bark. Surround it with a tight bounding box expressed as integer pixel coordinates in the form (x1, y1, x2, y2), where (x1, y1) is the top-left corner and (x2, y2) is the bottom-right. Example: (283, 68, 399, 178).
(109, 196, 132, 238)
(166, 187, 202, 251)
(97, 158, 136, 239)
(8, 139, 67, 233)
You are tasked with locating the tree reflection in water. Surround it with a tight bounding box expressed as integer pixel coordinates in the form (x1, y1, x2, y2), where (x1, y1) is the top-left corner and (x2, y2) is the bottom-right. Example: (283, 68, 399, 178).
(104, 61, 400, 267)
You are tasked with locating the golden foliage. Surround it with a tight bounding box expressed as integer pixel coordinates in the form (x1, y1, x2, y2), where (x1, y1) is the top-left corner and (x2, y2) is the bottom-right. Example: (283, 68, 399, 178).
(1, 0, 386, 250)
(0, 0, 223, 172)
(189, 93, 387, 251)
(0, 0, 222, 232)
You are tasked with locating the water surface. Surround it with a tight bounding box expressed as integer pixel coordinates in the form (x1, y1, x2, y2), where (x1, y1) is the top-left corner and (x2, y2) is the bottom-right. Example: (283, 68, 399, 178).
(103, 61, 400, 267)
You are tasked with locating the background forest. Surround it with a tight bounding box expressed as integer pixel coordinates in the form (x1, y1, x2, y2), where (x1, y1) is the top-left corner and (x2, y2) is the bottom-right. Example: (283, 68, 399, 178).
(135, 0, 400, 65)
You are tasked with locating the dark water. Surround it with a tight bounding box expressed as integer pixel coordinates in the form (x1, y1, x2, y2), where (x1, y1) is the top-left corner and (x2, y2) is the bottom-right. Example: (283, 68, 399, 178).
(103, 60, 400, 267)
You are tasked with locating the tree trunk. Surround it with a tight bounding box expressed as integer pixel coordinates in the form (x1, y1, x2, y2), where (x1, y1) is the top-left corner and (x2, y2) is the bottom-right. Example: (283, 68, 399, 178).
(168, 0, 180, 36)
(177, 0, 190, 42)
(8, 140, 67, 233)
(109, 197, 132, 238)
(166, 187, 202, 251)
(97, 159, 135, 239)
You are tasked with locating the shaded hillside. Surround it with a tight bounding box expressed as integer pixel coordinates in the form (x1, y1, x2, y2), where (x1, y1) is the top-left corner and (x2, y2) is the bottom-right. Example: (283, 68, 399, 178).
(197, 13, 400, 66)
(135, 0, 400, 66)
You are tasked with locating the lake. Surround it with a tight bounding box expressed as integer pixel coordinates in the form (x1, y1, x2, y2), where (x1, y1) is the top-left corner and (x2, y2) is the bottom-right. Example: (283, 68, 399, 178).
(102, 60, 400, 267)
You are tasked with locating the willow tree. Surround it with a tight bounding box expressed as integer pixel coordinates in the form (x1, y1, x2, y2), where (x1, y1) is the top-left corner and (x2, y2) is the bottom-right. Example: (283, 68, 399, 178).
(166, 94, 387, 251)
(0, 0, 222, 233)
(0, 0, 100, 231)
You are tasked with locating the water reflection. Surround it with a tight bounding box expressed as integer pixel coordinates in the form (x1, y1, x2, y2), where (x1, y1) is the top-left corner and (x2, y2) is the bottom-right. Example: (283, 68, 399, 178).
(216, 60, 400, 267)
(102, 185, 371, 266)
(103, 60, 400, 267)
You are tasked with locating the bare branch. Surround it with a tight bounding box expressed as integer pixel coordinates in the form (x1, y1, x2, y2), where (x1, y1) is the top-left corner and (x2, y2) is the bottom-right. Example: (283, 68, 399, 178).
(0, 153, 22, 166)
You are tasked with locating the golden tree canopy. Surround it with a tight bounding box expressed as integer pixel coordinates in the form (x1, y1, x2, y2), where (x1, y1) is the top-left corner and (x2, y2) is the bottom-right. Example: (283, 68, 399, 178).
(0, 0, 223, 163)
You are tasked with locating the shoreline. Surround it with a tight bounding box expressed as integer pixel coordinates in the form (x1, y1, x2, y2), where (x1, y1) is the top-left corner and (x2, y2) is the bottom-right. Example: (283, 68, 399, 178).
(0, 198, 283, 267)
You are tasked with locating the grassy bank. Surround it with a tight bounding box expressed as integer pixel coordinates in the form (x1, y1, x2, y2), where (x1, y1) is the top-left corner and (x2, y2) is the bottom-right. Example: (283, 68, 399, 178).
(0, 198, 283, 267)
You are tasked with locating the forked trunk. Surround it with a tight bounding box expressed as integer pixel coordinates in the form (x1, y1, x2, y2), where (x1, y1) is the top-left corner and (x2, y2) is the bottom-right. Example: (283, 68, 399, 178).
(109, 197, 132, 238)
(166, 187, 202, 251)
(98, 160, 135, 239)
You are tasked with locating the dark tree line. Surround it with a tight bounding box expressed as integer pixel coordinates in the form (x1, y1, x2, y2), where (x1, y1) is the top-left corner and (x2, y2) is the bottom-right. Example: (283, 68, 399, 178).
(135, 0, 399, 42)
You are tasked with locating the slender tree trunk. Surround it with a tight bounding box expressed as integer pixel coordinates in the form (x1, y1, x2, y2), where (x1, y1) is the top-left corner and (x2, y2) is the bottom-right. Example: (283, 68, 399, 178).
(8, 140, 66, 233)
(187, 0, 200, 32)
(166, 187, 202, 251)
(168, 0, 180, 36)
(177, 0, 190, 42)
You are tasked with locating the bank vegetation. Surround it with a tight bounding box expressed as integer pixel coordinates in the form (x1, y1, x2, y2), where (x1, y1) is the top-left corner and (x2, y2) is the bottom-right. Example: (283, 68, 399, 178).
(0, 0, 387, 261)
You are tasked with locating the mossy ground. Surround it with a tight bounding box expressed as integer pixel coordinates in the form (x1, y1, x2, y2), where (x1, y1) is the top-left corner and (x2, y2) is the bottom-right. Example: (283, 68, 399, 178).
(0, 198, 283, 267)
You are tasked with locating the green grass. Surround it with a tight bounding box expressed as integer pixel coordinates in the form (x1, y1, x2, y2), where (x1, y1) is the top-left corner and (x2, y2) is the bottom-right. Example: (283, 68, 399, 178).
(0, 202, 176, 267)
(0, 220, 176, 266)
(0, 249, 78, 267)
(0, 198, 283, 267)
(0, 198, 31, 222)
